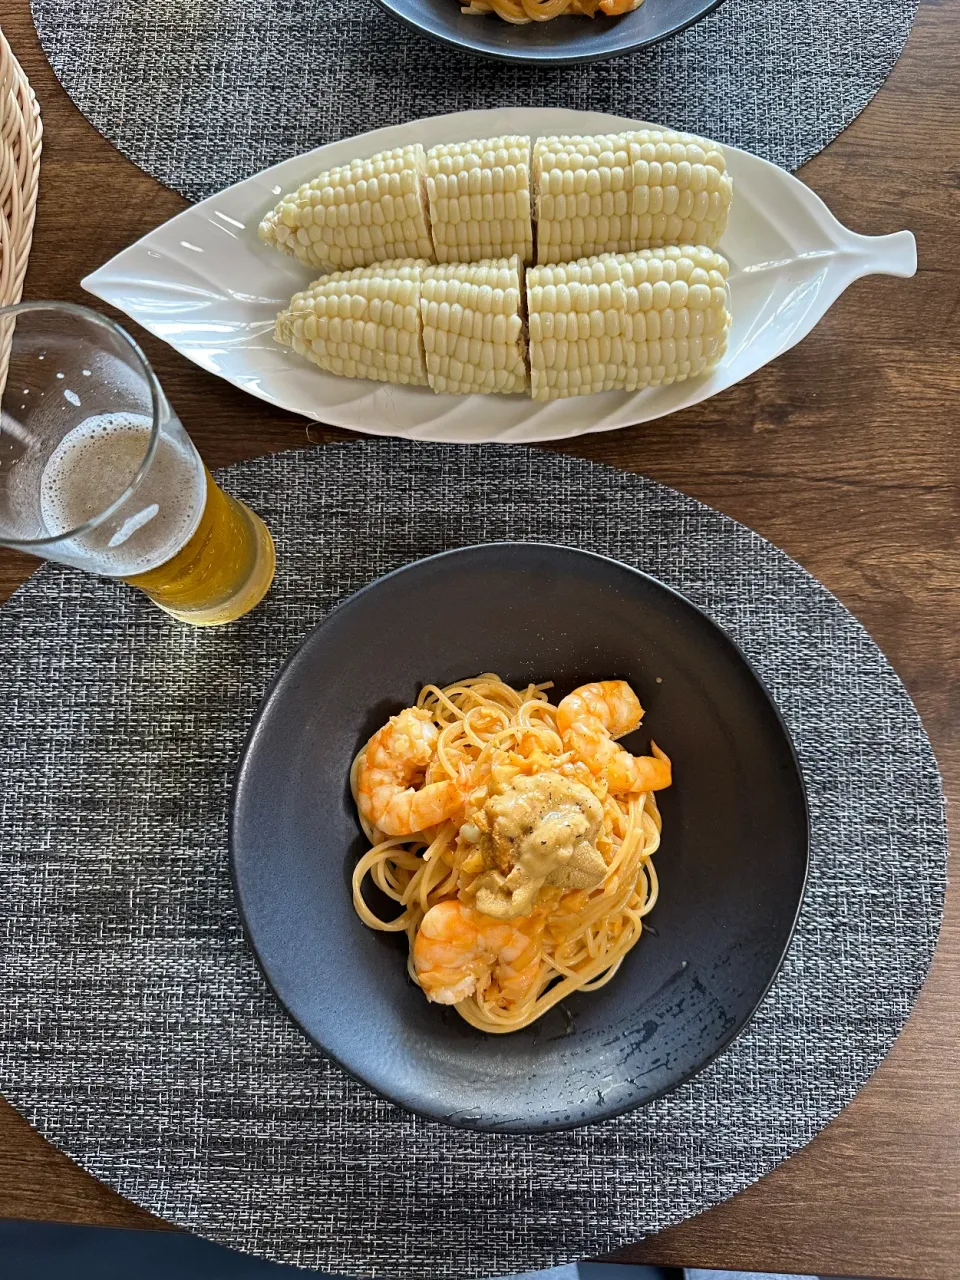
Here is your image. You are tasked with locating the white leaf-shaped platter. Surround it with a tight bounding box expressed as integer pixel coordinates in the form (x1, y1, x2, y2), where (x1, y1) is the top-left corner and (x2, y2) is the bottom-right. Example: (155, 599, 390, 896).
(83, 108, 917, 445)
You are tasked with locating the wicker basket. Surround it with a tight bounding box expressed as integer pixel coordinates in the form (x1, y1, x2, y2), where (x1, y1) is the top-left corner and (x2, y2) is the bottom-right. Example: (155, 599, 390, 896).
(0, 26, 41, 309)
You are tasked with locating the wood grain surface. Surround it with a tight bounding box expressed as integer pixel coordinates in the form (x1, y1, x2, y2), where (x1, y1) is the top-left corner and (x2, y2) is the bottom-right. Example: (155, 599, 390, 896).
(1, 2, 958, 1277)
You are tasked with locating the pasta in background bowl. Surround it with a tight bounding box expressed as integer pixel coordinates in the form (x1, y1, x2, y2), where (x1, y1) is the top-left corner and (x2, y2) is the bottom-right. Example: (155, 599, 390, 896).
(230, 543, 808, 1132)
(371, 0, 725, 64)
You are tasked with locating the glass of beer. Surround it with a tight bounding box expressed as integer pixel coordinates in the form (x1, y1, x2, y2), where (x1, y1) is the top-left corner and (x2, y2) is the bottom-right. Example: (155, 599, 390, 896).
(0, 302, 275, 625)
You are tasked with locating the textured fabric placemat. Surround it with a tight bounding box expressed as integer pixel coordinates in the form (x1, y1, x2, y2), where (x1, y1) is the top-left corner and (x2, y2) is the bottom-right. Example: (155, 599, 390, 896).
(0, 441, 946, 1278)
(31, 0, 917, 201)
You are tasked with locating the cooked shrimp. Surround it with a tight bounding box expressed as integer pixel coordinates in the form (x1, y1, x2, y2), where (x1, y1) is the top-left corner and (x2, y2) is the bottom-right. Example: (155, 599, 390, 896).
(413, 899, 543, 1005)
(557, 680, 643, 756)
(355, 707, 465, 837)
(557, 680, 672, 794)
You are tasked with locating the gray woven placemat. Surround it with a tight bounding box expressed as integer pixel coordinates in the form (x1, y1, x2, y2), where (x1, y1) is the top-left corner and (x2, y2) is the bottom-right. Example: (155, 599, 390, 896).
(31, 0, 917, 201)
(0, 441, 946, 1278)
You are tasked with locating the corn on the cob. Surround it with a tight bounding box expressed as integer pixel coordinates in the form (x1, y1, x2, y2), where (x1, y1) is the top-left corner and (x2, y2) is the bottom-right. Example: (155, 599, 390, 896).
(259, 146, 435, 273)
(626, 130, 732, 249)
(526, 245, 730, 401)
(421, 256, 528, 395)
(425, 136, 534, 265)
(274, 259, 429, 386)
(533, 130, 733, 264)
(534, 134, 636, 266)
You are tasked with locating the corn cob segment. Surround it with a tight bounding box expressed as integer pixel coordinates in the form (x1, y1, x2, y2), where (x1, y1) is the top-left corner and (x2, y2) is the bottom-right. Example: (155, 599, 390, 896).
(274, 259, 430, 386)
(533, 130, 733, 264)
(626, 130, 733, 249)
(426, 136, 534, 265)
(421, 256, 528, 395)
(259, 146, 435, 272)
(534, 134, 636, 266)
(526, 245, 730, 402)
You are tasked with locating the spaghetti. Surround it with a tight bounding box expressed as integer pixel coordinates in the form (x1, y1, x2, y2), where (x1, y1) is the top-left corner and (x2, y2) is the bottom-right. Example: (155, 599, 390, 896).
(459, 0, 643, 24)
(350, 674, 669, 1034)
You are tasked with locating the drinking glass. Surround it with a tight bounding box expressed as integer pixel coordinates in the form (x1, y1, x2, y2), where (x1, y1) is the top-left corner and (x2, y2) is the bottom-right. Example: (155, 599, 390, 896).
(0, 302, 275, 625)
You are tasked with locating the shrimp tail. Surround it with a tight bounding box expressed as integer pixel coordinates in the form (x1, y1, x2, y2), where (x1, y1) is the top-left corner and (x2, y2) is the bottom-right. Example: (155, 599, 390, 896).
(606, 743, 672, 794)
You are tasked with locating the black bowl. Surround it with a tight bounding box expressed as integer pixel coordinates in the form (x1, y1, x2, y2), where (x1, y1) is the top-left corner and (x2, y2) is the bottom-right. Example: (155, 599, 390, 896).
(231, 544, 808, 1132)
(374, 0, 725, 65)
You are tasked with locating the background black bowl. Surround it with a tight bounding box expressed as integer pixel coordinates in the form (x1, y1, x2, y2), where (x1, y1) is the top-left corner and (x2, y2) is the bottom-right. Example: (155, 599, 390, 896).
(231, 544, 808, 1132)
(374, 0, 725, 64)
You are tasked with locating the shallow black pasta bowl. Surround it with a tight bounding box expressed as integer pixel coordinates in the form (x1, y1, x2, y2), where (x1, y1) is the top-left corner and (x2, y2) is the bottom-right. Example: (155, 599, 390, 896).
(373, 0, 725, 65)
(230, 543, 808, 1133)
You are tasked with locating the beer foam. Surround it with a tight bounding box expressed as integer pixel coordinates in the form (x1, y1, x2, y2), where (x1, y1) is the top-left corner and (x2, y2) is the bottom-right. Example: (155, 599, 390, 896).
(40, 413, 206, 576)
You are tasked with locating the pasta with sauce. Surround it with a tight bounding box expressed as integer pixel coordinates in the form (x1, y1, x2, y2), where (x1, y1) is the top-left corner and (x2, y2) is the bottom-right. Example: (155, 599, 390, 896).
(350, 673, 671, 1034)
(460, 0, 642, 22)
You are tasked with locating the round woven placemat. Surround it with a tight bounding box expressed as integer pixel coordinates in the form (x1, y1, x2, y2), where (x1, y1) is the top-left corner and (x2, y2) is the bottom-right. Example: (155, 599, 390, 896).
(0, 441, 946, 1278)
(30, 0, 917, 201)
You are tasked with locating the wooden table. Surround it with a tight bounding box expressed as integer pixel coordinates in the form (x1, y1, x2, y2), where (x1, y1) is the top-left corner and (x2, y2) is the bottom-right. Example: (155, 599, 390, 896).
(2, 3, 958, 1277)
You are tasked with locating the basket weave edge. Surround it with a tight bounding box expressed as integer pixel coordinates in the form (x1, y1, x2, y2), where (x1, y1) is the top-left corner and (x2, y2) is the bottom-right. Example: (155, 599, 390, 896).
(0, 24, 42, 309)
